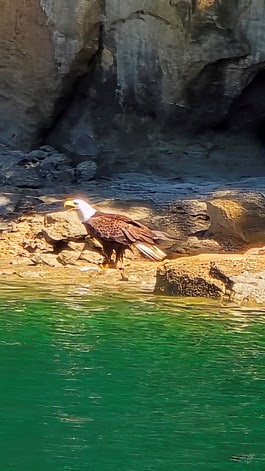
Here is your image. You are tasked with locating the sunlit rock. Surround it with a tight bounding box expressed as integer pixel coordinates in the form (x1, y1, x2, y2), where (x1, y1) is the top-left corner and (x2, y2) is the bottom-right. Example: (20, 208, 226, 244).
(43, 211, 87, 242)
(155, 253, 265, 305)
(206, 195, 265, 246)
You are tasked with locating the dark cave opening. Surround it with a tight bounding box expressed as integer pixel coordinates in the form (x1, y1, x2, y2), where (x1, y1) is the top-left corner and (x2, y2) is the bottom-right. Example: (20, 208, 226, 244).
(35, 25, 104, 149)
(226, 68, 265, 143)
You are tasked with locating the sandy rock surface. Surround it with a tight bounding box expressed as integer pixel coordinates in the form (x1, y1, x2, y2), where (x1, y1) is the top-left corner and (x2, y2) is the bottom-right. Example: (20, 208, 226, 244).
(155, 253, 265, 306)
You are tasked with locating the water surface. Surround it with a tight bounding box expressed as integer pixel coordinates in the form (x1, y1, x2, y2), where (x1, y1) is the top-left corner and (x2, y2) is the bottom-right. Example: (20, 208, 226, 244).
(0, 284, 265, 470)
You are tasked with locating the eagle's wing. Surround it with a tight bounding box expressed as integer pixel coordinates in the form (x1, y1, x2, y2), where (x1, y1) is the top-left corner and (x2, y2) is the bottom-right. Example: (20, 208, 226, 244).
(86, 212, 157, 245)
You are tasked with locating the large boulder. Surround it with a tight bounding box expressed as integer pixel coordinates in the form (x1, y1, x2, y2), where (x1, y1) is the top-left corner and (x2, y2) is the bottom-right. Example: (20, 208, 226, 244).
(42, 211, 87, 242)
(155, 253, 265, 305)
(0, 146, 27, 172)
(2, 167, 43, 189)
(75, 161, 97, 182)
(39, 153, 76, 183)
(40, 154, 70, 172)
(206, 195, 265, 247)
(231, 271, 265, 305)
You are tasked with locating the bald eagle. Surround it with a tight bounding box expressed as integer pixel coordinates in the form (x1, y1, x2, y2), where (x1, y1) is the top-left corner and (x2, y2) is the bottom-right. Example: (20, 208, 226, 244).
(64, 198, 167, 267)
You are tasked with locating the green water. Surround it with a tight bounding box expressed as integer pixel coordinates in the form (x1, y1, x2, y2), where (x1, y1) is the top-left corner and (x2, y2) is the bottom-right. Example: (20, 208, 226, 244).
(0, 285, 265, 470)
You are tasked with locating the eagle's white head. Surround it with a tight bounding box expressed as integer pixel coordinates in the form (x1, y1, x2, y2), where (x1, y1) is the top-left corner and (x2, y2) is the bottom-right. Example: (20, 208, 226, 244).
(64, 198, 96, 222)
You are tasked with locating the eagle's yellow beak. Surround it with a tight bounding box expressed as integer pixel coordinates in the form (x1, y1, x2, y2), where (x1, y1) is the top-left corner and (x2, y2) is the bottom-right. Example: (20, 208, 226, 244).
(64, 200, 77, 211)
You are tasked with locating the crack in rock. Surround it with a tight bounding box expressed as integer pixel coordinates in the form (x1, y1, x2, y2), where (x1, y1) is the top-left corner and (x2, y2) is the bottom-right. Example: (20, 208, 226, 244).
(108, 10, 171, 29)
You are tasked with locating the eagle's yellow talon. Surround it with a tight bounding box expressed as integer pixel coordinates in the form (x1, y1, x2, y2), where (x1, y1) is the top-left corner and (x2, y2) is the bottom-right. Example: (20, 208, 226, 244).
(101, 262, 116, 269)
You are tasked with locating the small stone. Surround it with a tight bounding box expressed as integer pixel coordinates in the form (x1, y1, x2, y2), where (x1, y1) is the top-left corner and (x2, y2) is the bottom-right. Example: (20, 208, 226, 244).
(80, 266, 100, 272)
(40, 153, 70, 171)
(0, 152, 28, 171)
(39, 145, 57, 154)
(17, 270, 41, 279)
(11, 258, 33, 266)
(57, 249, 81, 265)
(24, 237, 53, 253)
(79, 250, 103, 264)
(10, 223, 19, 232)
(0, 224, 10, 231)
(27, 149, 48, 160)
(124, 249, 137, 260)
(169, 237, 222, 256)
(75, 160, 97, 182)
(0, 269, 16, 275)
(14, 197, 42, 214)
(10, 150, 25, 158)
(245, 246, 265, 256)
(53, 168, 75, 183)
(68, 241, 86, 252)
(31, 253, 61, 267)
(85, 237, 103, 250)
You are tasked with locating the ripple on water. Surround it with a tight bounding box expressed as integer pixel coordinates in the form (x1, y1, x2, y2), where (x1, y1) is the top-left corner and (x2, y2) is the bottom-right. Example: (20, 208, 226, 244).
(0, 283, 265, 470)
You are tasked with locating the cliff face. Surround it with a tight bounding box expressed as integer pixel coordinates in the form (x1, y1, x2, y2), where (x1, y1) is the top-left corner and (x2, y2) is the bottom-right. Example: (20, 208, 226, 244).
(1, 0, 265, 173)
(0, 0, 100, 148)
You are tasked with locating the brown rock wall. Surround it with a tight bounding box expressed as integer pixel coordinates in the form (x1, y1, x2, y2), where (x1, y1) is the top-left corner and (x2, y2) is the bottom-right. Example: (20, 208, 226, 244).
(0, 0, 101, 149)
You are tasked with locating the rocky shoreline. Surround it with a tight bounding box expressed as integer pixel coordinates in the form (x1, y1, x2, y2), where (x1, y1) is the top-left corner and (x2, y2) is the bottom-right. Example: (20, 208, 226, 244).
(156, 252, 265, 306)
(1, 160, 265, 306)
(1, 252, 265, 307)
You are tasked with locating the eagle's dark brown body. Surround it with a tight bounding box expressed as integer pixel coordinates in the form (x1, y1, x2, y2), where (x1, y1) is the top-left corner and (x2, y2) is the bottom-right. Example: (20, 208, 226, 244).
(85, 211, 166, 267)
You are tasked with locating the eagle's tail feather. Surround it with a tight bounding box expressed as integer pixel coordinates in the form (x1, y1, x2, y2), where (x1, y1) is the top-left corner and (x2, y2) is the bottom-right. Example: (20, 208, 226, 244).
(135, 243, 167, 261)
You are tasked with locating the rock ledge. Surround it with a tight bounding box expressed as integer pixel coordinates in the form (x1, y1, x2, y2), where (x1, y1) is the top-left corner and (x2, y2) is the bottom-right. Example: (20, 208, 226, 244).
(155, 253, 265, 306)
